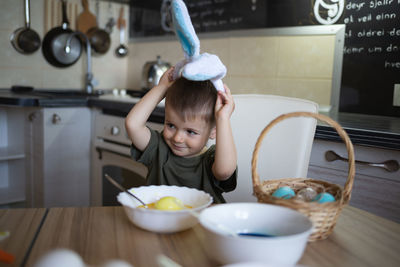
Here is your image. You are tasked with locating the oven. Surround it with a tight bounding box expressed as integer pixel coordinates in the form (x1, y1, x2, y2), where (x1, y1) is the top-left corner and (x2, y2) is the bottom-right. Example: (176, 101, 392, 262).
(91, 112, 164, 206)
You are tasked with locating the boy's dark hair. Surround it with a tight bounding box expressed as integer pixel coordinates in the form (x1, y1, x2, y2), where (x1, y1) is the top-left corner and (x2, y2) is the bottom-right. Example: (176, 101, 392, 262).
(165, 77, 217, 125)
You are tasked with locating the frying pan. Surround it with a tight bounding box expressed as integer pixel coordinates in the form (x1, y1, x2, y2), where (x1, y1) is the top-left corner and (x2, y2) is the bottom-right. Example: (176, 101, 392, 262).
(87, 27, 111, 54)
(10, 0, 41, 54)
(87, 0, 111, 55)
(42, 0, 82, 67)
(81, 0, 111, 55)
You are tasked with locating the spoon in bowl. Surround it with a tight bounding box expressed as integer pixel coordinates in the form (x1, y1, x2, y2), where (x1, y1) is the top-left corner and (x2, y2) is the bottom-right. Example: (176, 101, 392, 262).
(105, 174, 272, 237)
(104, 174, 148, 208)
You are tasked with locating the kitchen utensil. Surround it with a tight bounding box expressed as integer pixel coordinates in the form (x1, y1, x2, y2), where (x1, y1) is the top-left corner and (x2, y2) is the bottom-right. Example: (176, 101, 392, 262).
(105, 2, 115, 34)
(10, 0, 41, 54)
(76, 0, 97, 34)
(105, 174, 148, 208)
(141, 55, 171, 91)
(198, 203, 313, 266)
(115, 7, 128, 58)
(86, 0, 111, 55)
(51, 32, 82, 65)
(42, 0, 82, 68)
(117, 185, 212, 233)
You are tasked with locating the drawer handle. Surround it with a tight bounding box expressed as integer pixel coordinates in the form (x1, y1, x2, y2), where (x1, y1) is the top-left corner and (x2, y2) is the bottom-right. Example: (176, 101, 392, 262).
(52, 113, 61, 124)
(325, 150, 399, 172)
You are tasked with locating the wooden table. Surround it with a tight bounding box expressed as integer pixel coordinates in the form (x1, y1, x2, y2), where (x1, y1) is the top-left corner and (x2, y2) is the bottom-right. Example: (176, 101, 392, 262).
(0, 208, 47, 267)
(3, 206, 400, 267)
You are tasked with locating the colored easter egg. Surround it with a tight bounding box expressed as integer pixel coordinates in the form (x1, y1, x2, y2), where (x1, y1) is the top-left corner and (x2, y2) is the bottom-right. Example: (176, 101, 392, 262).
(272, 186, 295, 199)
(295, 187, 317, 202)
(312, 192, 335, 203)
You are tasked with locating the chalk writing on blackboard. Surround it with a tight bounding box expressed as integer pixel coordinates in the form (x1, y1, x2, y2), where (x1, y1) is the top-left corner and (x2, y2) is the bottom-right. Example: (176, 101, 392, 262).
(130, 0, 267, 37)
(342, 0, 399, 70)
(339, 0, 400, 116)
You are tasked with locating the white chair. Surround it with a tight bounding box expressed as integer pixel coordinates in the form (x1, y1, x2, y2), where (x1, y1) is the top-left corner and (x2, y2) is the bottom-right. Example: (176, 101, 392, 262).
(224, 94, 318, 202)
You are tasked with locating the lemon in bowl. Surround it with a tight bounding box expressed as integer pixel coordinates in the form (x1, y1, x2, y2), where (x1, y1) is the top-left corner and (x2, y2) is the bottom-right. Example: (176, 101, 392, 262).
(155, 196, 185, 210)
(117, 185, 212, 233)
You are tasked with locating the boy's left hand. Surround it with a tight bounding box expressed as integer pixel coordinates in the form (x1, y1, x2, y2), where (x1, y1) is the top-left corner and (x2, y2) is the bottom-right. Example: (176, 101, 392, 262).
(158, 67, 175, 89)
(215, 84, 235, 120)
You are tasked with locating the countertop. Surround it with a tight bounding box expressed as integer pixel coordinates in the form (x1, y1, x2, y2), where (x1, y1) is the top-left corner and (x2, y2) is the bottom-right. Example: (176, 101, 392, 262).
(1, 206, 399, 267)
(1, 89, 400, 150)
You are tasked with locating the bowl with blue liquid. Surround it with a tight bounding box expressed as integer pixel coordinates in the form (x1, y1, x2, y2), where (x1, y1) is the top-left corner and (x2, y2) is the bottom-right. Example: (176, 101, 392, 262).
(198, 203, 313, 266)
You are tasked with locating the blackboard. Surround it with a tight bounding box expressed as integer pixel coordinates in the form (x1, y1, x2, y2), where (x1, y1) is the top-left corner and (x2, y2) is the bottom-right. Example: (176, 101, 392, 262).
(129, 0, 400, 117)
(339, 0, 400, 117)
(129, 0, 268, 37)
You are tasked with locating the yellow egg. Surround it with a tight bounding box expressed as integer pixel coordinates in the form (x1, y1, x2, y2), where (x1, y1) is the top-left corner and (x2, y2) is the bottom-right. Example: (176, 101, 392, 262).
(155, 196, 184, 211)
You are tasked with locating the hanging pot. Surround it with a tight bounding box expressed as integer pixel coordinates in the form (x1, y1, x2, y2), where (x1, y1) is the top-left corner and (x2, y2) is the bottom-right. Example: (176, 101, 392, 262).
(86, 0, 111, 55)
(42, 0, 82, 68)
(87, 27, 111, 54)
(10, 0, 41, 54)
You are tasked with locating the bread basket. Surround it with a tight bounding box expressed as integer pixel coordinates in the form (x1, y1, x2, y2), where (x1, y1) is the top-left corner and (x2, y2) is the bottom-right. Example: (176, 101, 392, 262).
(251, 112, 355, 241)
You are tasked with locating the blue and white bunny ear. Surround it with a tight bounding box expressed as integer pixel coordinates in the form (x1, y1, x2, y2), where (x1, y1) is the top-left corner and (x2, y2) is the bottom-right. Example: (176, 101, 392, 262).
(171, 0, 200, 59)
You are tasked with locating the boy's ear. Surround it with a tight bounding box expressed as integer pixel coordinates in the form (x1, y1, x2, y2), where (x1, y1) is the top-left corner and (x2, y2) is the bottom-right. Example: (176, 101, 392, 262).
(209, 126, 216, 139)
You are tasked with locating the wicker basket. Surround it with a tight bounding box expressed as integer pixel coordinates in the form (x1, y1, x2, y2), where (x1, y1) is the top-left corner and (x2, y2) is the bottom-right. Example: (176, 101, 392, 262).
(251, 111, 355, 241)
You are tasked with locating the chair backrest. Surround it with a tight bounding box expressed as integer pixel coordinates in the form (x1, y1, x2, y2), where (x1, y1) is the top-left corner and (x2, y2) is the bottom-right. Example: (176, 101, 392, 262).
(223, 94, 318, 202)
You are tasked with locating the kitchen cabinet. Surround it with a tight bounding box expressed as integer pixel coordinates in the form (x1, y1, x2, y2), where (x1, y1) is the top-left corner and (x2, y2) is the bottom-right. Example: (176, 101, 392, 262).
(27, 107, 91, 207)
(0, 107, 29, 207)
(308, 139, 400, 223)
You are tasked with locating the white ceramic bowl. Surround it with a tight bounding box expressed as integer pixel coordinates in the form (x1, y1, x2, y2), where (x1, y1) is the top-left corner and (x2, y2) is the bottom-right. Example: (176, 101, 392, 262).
(117, 185, 213, 233)
(198, 203, 313, 266)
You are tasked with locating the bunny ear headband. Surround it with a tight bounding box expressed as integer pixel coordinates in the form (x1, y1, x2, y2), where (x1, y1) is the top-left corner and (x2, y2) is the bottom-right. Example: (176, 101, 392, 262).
(171, 0, 226, 92)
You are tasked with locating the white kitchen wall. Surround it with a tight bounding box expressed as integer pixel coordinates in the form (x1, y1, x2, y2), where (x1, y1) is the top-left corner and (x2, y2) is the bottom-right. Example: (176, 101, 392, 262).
(0, 0, 337, 109)
(127, 34, 336, 109)
(0, 0, 130, 90)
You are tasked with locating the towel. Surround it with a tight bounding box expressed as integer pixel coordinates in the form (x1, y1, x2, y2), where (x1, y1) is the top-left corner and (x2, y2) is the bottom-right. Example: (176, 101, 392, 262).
(171, 0, 226, 92)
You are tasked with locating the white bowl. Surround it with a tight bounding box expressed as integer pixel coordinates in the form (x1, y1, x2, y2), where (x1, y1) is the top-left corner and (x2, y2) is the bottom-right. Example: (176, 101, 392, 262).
(117, 185, 213, 233)
(198, 203, 313, 266)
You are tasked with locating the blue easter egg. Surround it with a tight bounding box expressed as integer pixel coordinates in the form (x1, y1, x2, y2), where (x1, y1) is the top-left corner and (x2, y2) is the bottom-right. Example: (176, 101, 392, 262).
(272, 186, 295, 199)
(312, 192, 335, 203)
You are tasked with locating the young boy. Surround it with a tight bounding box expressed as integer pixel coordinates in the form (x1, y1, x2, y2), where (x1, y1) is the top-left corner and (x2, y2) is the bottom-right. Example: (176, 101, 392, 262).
(125, 67, 237, 203)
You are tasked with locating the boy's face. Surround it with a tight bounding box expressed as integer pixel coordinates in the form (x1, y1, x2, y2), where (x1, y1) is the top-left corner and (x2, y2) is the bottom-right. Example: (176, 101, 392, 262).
(163, 105, 215, 158)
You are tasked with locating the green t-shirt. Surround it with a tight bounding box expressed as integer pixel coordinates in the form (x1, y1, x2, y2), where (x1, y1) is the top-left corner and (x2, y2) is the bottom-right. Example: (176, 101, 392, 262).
(130, 128, 237, 203)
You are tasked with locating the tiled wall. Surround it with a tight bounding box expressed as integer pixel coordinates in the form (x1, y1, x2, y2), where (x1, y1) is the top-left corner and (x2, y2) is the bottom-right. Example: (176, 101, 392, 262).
(0, 0, 130, 90)
(127, 34, 335, 109)
(0, 0, 336, 109)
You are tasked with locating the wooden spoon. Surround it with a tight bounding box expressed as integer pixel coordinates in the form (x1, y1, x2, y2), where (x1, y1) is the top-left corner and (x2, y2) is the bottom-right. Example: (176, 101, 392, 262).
(76, 0, 97, 33)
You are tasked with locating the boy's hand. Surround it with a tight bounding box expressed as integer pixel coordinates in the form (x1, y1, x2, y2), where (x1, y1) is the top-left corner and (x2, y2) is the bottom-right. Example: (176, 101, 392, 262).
(215, 84, 235, 121)
(157, 67, 175, 89)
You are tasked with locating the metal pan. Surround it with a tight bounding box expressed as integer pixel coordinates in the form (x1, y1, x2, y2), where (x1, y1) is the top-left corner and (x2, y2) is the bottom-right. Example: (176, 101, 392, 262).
(86, 0, 111, 55)
(10, 0, 41, 54)
(42, 0, 82, 67)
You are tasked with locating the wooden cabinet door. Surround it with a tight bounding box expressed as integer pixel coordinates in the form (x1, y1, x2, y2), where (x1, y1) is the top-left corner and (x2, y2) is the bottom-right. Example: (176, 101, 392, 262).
(309, 140, 400, 223)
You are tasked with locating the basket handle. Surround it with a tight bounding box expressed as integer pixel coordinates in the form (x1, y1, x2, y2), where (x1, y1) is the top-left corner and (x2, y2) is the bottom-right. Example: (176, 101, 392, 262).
(251, 111, 355, 203)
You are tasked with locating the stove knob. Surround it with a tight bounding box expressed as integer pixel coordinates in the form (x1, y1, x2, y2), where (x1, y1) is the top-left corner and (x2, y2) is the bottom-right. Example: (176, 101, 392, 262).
(110, 126, 120, 136)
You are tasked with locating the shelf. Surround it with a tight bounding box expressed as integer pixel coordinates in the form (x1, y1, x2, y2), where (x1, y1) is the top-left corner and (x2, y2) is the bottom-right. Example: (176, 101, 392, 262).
(0, 147, 25, 161)
(0, 187, 25, 205)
